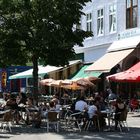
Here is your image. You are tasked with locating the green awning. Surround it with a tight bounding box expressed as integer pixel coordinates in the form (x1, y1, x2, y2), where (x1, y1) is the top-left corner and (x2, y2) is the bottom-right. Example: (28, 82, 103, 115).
(71, 64, 102, 80)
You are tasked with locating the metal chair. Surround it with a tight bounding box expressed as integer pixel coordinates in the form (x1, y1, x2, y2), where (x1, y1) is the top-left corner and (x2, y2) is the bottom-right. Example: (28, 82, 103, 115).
(66, 111, 84, 132)
(84, 114, 100, 131)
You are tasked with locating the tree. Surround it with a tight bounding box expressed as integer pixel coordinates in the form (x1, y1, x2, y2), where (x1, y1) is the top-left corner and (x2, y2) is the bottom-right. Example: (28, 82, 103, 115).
(0, 0, 92, 99)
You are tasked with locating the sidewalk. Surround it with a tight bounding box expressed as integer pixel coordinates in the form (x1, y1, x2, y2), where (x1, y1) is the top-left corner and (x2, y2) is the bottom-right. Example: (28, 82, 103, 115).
(0, 112, 140, 140)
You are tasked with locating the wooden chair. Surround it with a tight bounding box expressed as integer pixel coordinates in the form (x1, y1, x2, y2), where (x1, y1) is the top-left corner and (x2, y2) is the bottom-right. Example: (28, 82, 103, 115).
(46, 111, 59, 132)
(112, 109, 129, 132)
(0, 110, 13, 132)
(117, 109, 129, 132)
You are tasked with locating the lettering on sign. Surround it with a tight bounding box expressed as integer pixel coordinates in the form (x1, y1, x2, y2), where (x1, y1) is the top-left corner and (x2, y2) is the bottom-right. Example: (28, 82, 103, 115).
(117, 29, 140, 40)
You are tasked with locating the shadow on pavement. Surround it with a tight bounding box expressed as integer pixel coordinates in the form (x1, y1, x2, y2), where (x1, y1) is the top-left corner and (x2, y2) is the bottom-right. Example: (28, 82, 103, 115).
(0, 135, 10, 139)
(131, 115, 140, 117)
(2, 125, 140, 140)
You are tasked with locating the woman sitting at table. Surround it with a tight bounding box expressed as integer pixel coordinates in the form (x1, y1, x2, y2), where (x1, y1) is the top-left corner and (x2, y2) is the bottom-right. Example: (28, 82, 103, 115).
(26, 97, 34, 108)
(51, 98, 61, 112)
(42, 101, 58, 119)
(49, 101, 56, 111)
(18, 92, 27, 105)
(5, 94, 20, 124)
(25, 97, 41, 127)
(114, 97, 126, 130)
(88, 99, 99, 129)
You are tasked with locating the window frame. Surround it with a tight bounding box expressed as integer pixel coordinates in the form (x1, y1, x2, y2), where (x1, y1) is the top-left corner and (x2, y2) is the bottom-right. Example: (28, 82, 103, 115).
(86, 12, 92, 32)
(97, 8, 104, 36)
(126, 0, 138, 29)
(109, 3, 117, 33)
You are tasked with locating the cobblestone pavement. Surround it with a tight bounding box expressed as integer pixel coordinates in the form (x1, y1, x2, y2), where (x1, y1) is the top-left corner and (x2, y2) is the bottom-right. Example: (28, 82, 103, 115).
(0, 112, 140, 140)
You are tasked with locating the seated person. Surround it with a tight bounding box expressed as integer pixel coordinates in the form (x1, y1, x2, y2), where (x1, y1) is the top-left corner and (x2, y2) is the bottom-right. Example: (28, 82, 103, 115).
(18, 92, 27, 105)
(51, 98, 61, 112)
(75, 96, 88, 112)
(49, 101, 56, 111)
(5, 94, 18, 110)
(88, 99, 106, 130)
(88, 100, 98, 119)
(25, 97, 40, 126)
(130, 96, 139, 111)
(5, 94, 20, 124)
(75, 96, 89, 125)
(26, 97, 33, 107)
(108, 91, 117, 101)
(114, 97, 126, 130)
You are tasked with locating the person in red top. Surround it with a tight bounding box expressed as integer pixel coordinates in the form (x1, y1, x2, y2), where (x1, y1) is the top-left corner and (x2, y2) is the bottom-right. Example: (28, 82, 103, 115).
(130, 96, 139, 112)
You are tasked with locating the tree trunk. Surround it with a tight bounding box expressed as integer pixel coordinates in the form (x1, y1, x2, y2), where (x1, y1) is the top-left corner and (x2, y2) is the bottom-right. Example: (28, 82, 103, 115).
(32, 54, 39, 102)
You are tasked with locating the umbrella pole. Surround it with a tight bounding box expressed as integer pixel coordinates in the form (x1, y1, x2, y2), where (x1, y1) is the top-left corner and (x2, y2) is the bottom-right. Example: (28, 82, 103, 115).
(116, 82, 119, 95)
(129, 83, 131, 101)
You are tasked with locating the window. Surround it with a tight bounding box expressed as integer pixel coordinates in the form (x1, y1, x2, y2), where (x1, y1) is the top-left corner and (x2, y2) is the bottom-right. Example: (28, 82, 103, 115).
(109, 4, 117, 33)
(97, 9, 104, 36)
(86, 13, 92, 31)
(126, 0, 138, 29)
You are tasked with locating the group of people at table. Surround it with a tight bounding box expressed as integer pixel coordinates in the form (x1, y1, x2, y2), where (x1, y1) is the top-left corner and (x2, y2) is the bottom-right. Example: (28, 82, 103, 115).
(0, 89, 130, 132)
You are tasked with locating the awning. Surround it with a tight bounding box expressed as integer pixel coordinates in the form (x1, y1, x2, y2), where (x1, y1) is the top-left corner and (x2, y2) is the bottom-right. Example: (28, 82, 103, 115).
(107, 35, 140, 52)
(107, 61, 140, 82)
(9, 65, 62, 79)
(71, 64, 102, 80)
(85, 35, 140, 72)
(85, 49, 134, 72)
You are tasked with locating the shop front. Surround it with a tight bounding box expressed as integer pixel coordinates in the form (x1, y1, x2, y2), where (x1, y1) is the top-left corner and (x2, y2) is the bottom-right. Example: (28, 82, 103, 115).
(85, 33, 140, 92)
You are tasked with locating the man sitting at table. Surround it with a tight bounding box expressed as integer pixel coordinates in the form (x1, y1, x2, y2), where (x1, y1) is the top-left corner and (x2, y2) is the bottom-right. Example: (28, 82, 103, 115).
(75, 96, 88, 112)
(74, 96, 88, 128)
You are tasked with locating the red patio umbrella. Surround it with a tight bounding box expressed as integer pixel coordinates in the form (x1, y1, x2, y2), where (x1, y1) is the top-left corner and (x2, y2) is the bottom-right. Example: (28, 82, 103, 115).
(107, 61, 140, 82)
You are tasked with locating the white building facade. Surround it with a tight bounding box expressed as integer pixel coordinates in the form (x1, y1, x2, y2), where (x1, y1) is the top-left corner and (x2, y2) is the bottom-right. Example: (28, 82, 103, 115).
(74, 0, 140, 66)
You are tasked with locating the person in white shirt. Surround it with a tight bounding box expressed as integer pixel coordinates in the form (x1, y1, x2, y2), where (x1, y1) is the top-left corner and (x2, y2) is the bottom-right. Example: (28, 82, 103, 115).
(75, 96, 88, 112)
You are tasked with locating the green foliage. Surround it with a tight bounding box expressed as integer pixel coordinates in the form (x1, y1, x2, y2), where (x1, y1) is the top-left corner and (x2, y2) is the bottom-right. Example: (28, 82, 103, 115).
(0, 0, 92, 67)
(0, 0, 92, 96)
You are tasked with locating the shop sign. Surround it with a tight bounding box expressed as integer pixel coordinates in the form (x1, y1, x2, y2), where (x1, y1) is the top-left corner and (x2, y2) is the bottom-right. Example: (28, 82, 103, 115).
(1, 71, 7, 87)
(117, 28, 140, 40)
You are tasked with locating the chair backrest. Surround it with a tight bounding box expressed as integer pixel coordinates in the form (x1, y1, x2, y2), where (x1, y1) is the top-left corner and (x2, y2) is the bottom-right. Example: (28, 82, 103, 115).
(48, 111, 58, 122)
(119, 108, 128, 121)
(3, 111, 13, 122)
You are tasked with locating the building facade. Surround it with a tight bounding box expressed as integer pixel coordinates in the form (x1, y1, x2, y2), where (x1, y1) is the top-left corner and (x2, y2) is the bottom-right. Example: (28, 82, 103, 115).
(74, 0, 140, 64)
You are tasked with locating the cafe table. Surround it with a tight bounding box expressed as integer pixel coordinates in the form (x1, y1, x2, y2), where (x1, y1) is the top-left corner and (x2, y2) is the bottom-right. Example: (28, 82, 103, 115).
(0, 109, 11, 115)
